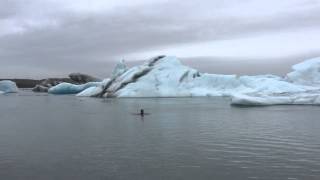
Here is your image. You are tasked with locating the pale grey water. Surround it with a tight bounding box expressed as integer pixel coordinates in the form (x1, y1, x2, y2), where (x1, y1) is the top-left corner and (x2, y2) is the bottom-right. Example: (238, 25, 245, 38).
(0, 90, 320, 180)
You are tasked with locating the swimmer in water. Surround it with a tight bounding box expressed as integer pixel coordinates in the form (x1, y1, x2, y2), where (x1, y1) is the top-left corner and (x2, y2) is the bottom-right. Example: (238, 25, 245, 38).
(132, 109, 149, 116)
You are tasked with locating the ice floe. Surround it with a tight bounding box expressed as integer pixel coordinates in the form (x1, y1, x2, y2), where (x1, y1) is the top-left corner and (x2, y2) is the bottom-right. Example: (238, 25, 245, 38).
(231, 92, 320, 106)
(0, 80, 19, 94)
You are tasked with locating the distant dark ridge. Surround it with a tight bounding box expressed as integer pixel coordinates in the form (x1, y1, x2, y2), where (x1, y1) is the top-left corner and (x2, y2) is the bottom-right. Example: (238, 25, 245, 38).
(0, 78, 73, 88)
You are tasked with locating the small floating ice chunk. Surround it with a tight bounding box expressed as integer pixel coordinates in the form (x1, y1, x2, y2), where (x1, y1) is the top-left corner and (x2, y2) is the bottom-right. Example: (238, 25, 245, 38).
(231, 93, 320, 106)
(0, 80, 18, 93)
(231, 94, 291, 106)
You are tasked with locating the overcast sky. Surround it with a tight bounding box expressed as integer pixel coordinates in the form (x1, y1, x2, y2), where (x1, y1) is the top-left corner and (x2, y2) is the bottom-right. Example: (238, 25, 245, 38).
(1, 0, 320, 78)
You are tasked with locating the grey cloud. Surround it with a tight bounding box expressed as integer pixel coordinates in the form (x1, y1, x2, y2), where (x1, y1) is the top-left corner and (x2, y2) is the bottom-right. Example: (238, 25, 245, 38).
(1, 0, 320, 78)
(182, 52, 320, 76)
(0, 1, 17, 19)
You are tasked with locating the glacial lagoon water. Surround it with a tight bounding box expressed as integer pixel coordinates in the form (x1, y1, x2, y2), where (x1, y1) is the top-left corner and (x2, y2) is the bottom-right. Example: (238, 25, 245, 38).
(0, 90, 320, 180)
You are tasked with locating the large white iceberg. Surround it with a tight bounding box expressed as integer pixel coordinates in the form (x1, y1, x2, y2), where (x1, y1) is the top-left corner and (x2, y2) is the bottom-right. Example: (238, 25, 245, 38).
(0, 80, 19, 94)
(96, 56, 320, 106)
(99, 56, 313, 96)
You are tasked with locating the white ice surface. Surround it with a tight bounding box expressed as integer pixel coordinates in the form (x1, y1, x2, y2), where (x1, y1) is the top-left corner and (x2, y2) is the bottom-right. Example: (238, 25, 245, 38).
(286, 57, 320, 86)
(48, 82, 103, 94)
(76, 79, 110, 97)
(76, 86, 103, 97)
(111, 59, 128, 79)
(231, 93, 320, 106)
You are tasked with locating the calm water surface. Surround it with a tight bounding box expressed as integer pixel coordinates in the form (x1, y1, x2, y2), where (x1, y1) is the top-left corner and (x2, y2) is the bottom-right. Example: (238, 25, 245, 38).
(0, 90, 320, 180)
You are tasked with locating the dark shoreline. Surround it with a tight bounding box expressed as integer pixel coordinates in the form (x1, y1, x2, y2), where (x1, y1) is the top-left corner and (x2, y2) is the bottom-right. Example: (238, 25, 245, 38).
(0, 78, 72, 88)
